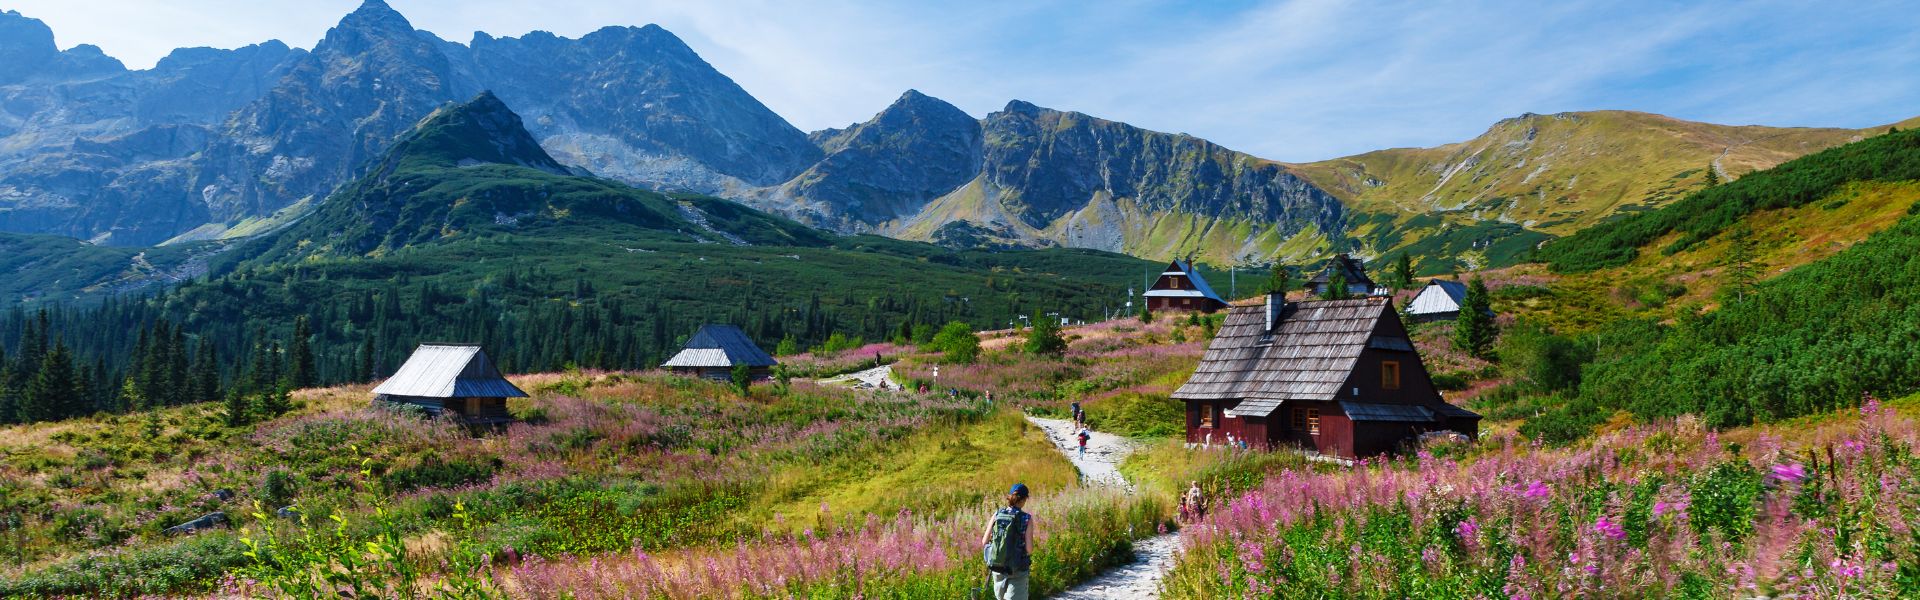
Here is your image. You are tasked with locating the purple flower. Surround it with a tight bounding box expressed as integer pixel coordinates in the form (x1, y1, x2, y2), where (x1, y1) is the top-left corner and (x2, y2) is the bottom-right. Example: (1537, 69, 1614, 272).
(1770, 463, 1806, 484)
(1592, 516, 1625, 540)
(1454, 517, 1480, 541)
(1523, 480, 1551, 499)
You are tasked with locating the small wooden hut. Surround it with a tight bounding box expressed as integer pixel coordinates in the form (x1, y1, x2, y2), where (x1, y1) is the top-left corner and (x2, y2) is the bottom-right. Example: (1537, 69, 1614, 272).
(1144, 259, 1228, 313)
(1172, 295, 1478, 458)
(372, 343, 526, 426)
(662, 324, 777, 381)
(1407, 280, 1471, 323)
(1306, 253, 1377, 297)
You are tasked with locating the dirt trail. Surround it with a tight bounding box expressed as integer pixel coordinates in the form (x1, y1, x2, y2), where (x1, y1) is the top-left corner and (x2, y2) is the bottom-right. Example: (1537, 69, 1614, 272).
(1027, 416, 1179, 599)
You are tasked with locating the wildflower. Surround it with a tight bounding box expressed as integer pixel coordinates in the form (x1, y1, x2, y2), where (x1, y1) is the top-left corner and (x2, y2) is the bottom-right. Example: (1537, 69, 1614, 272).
(1592, 517, 1625, 540)
(1769, 463, 1806, 484)
(1523, 480, 1551, 499)
(1454, 517, 1480, 541)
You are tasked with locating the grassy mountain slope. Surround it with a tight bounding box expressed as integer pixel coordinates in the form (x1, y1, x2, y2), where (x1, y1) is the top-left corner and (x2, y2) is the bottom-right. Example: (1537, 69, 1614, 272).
(1295, 111, 1915, 274)
(1535, 126, 1920, 273)
(0, 233, 213, 307)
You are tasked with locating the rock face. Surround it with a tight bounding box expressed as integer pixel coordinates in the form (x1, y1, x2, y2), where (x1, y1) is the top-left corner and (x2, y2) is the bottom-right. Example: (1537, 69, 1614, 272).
(759, 90, 982, 228)
(0, 0, 815, 245)
(759, 97, 1349, 262)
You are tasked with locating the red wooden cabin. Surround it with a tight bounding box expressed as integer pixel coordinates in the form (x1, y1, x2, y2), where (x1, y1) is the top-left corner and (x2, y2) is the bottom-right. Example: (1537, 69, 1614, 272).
(1172, 295, 1478, 458)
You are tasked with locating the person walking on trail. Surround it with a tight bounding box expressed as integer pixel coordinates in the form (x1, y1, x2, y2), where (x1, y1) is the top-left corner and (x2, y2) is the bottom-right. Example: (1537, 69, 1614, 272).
(1070, 401, 1084, 427)
(982, 483, 1033, 600)
(1183, 480, 1205, 522)
(1076, 426, 1091, 459)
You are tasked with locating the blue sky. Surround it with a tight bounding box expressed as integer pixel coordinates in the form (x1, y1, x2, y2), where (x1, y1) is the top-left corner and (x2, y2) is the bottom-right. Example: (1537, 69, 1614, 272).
(9, 0, 1918, 161)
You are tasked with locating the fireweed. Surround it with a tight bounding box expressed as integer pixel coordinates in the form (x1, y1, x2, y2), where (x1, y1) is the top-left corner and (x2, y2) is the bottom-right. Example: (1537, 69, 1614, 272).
(1163, 399, 1920, 599)
(501, 486, 1166, 600)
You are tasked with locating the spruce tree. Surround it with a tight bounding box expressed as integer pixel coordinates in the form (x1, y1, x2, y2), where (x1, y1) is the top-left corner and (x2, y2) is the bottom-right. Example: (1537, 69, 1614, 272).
(1266, 263, 1291, 295)
(358, 336, 376, 382)
(1453, 278, 1497, 358)
(1723, 225, 1759, 303)
(190, 342, 220, 404)
(288, 317, 316, 390)
(1322, 271, 1351, 300)
(1704, 166, 1721, 187)
(223, 388, 253, 427)
(1393, 253, 1416, 290)
(24, 343, 77, 422)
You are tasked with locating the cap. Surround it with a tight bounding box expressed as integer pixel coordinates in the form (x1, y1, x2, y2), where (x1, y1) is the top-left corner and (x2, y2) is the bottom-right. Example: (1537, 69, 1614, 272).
(1009, 483, 1030, 497)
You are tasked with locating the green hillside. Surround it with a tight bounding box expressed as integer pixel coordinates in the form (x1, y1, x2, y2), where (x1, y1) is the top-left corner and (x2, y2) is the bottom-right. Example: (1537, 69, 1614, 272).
(0, 233, 210, 307)
(1537, 127, 1920, 272)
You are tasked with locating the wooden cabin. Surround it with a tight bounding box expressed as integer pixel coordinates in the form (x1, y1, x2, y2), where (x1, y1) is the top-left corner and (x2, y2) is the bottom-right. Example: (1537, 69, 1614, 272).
(372, 343, 526, 426)
(1407, 280, 1472, 323)
(1143, 259, 1228, 313)
(661, 324, 778, 381)
(1172, 295, 1479, 458)
(1306, 253, 1377, 297)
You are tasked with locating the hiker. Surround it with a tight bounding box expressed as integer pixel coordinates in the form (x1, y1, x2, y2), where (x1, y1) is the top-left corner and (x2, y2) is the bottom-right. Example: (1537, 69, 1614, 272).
(1183, 480, 1205, 522)
(985, 390, 994, 405)
(1076, 426, 1091, 459)
(1070, 401, 1084, 427)
(982, 483, 1033, 600)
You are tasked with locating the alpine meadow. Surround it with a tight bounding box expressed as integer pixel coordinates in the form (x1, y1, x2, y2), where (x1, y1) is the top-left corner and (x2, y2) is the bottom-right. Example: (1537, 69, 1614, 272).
(1, 2, 1918, 599)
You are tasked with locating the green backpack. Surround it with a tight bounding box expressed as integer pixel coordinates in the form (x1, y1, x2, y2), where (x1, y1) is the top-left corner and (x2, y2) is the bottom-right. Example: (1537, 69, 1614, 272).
(984, 508, 1024, 572)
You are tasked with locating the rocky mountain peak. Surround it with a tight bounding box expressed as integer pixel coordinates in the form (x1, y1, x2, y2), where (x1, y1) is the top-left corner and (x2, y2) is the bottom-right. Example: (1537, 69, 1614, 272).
(376, 91, 568, 175)
(1001, 99, 1046, 116)
(0, 10, 123, 83)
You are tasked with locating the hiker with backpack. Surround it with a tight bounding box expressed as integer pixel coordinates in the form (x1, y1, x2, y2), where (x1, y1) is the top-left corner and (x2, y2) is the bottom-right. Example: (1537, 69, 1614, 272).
(982, 483, 1033, 600)
(1076, 426, 1091, 459)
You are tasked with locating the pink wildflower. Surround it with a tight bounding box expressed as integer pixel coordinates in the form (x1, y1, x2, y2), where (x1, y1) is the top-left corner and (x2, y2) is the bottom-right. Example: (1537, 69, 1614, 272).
(1592, 517, 1625, 540)
(1770, 463, 1806, 484)
(1523, 480, 1551, 499)
(1455, 517, 1480, 541)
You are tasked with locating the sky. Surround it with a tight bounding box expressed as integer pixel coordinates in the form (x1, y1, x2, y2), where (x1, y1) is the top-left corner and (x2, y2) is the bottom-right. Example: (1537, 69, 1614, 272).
(8, 0, 1918, 162)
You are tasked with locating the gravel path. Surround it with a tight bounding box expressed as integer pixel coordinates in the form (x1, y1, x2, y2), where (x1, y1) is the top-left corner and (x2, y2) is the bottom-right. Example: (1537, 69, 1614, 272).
(818, 364, 897, 389)
(1027, 416, 1180, 599)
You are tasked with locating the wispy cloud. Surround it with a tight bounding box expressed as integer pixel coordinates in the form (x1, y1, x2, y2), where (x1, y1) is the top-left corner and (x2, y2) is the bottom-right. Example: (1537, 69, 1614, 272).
(8, 0, 1917, 161)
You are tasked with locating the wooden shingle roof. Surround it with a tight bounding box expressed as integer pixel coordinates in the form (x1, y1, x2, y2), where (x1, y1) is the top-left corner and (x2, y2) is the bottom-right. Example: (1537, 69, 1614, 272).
(1173, 297, 1393, 412)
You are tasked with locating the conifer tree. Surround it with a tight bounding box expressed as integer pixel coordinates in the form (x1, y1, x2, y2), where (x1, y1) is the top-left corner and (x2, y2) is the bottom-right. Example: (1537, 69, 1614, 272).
(1393, 253, 1416, 290)
(1704, 166, 1721, 187)
(1322, 271, 1351, 300)
(189, 342, 221, 404)
(1723, 225, 1759, 303)
(1266, 263, 1291, 295)
(1453, 278, 1497, 358)
(358, 336, 376, 382)
(223, 388, 253, 427)
(288, 317, 316, 390)
(24, 343, 76, 422)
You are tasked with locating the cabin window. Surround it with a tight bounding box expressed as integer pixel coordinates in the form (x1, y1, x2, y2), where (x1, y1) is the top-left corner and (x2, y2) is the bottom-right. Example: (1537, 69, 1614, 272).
(1181, 298, 1192, 306)
(1200, 404, 1215, 428)
(1382, 361, 1401, 390)
(1292, 407, 1305, 429)
(1307, 408, 1320, 436)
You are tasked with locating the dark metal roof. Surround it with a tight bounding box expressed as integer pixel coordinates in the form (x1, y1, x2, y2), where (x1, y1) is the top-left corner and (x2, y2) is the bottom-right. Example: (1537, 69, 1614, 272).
(1144, 259, 1224, 304)
(1306, 254, 1376, 287)
(1435, 402, 1482, 420)
(1173, 297, 1394, 406)
(1340, 401, 1435, 422)
(372, 344, 528, 399)
(662, 324, 778, 368)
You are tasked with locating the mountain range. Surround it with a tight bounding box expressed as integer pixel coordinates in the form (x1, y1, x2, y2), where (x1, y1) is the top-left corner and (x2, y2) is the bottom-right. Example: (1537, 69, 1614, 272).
(1, 0, 1914, 268)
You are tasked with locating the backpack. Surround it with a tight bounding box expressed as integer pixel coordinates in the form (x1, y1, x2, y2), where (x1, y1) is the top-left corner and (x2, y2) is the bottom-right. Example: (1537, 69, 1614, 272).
(984, 508, 1025, 572)
(1078, 430, 1090, 444)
